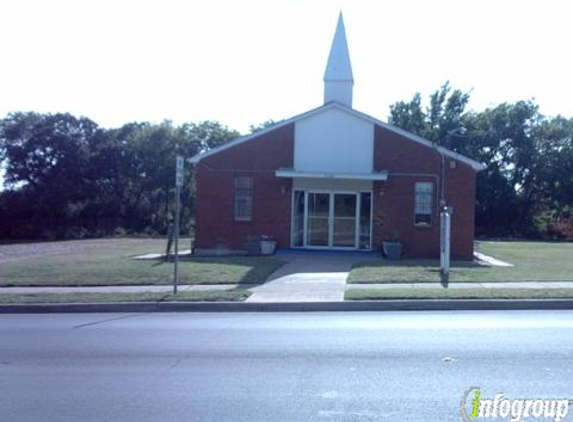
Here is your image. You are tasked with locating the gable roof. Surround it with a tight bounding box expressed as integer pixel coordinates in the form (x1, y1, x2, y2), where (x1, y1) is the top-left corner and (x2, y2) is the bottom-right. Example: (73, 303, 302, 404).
(189, 102, 486, 171)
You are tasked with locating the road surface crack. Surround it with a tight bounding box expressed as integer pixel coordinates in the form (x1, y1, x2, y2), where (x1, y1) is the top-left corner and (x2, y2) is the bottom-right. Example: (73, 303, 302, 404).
(72, 313, 144, 329)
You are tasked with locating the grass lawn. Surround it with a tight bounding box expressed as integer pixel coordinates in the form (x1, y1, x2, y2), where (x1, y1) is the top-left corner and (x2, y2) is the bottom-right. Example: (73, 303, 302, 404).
(0, 289, 251, 303)
(0, 238, 286, 287)
(348, 241, 573, 284)
(345, 288, 573, 300)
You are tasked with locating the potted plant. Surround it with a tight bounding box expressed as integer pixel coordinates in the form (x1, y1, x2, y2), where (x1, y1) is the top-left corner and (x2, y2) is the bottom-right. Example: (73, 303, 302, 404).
(382, 229, 402, 260)
(258, 235, 277, 255)
(246, 236, 261, 255)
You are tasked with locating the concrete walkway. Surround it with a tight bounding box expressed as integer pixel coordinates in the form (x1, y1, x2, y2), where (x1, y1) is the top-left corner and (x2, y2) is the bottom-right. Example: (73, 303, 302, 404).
(246, 252, 379, 303)
(345, 281, 573, 290)
(474, 252, 514, 267)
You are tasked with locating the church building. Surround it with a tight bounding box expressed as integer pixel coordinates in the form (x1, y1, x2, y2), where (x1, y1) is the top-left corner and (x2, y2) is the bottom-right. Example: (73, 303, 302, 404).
(190, 14, 484, 259)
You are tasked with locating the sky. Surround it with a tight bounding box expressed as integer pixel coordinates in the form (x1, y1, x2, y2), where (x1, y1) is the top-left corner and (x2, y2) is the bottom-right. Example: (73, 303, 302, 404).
(1, 0, 572, 135)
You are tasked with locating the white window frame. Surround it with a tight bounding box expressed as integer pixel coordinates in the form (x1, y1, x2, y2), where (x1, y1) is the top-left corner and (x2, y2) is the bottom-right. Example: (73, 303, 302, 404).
(414, 182, 433, 226)
(234, 177, 253, 221)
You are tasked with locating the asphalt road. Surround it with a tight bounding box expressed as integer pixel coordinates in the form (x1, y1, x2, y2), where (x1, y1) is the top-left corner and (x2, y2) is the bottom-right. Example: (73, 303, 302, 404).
(1, 311, 572, 422)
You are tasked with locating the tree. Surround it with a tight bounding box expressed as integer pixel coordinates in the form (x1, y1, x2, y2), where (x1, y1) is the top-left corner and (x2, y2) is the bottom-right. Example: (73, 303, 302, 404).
(528, 116, 573, 238)
(0, 112, 101, 237)
(389, 82, 470, 151)
(464, 101, 541, 234)
(388, 83, 573, 238)
(0, 112, 240, 239)
(248, 119, 278, 134)
(89, 120, 239, 235)
(0, 112, 99, 189)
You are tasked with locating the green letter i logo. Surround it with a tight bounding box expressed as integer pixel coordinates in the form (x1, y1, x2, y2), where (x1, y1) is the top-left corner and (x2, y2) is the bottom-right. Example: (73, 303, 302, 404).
(470, 389, 481, 417)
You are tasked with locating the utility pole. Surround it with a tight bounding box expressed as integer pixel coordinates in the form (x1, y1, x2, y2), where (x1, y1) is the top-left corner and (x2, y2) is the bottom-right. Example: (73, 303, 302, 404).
(173, 155, 184, 294)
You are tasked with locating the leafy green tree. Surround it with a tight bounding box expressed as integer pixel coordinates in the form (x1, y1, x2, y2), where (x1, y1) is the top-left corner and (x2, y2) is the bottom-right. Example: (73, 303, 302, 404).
(0, 112, 99, 189)
(0, 112, 239, 239)
(388, 83, 573, 237)
(0, 112, 101, 237)
(249, 119, 277, 134)
(92, 120, 239, 235)
(389, 82, 471, 150)
(464, 101, 541, 233)
(528, 116, 573, 237)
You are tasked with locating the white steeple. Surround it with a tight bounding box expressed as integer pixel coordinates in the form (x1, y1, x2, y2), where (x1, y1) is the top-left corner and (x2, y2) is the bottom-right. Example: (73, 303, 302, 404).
(324, 12, 354, 107)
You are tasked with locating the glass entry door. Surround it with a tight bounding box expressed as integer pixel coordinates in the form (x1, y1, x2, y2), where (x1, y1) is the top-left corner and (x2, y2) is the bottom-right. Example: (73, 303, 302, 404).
(332, 194, 357, 247)
(303, 192, 361, 248)
(307, 193, 330, 247)
(293, 190, 371, 250)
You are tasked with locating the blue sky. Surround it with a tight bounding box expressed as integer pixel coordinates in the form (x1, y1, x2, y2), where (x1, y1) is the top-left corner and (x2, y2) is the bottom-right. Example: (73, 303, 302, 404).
(1, 0, 572, 135)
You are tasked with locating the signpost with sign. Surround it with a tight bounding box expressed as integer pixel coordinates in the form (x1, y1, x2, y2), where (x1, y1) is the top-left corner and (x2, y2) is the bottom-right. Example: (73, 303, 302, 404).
(173, 155, 184, 294)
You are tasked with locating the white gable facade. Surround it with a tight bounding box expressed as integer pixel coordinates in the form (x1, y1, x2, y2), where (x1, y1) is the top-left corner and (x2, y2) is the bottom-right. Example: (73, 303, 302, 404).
(294, 107, 374, 174)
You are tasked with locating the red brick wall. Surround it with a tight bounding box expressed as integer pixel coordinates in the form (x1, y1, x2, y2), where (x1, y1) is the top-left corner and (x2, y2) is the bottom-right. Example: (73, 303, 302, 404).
(445, 159, 476, 259)
(373, 125, 475, 259)
(195, 124, 294, 251)
(195, 120, 477, 259)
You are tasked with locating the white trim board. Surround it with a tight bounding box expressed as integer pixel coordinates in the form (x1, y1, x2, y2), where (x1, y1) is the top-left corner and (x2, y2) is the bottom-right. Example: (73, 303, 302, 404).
(276, 168, 388, 181)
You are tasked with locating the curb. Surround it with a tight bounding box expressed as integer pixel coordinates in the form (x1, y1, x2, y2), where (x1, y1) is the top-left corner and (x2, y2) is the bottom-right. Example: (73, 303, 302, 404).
(1, 299, 573, 313)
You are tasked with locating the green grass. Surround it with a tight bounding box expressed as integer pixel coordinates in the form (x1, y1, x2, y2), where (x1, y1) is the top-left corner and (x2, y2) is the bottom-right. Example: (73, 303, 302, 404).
(345, 288, 573, 300)
(348, 241, 573, 284)
(0, 289, 251, 303)
(0, 238, 286, 287)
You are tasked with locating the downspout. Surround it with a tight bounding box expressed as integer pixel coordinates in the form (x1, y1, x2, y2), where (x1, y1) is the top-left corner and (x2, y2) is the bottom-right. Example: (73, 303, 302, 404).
(433, 143, 447, 209)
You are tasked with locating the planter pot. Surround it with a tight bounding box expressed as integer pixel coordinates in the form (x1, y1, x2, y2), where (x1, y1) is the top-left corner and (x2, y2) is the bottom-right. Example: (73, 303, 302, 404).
(247, 241, 261, 256)
(382, 241, 402, 260)
(259, 240, 277, 255)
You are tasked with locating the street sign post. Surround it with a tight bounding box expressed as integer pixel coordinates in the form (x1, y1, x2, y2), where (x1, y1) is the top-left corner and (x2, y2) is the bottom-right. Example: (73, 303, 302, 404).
(173, 155, 184, 294)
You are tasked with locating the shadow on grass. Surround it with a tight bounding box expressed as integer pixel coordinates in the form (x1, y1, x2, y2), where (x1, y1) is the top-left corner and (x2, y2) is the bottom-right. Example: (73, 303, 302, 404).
(348, 258, 495, 285)
(148, 255, 287, 286)
(351, 259, 485, 270)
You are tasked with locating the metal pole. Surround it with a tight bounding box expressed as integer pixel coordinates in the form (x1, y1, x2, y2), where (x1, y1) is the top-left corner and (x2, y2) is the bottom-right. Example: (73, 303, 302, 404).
(173, 155, 184, 295)
(444, 210, 450, 274)
(173, 184, 180, 294)
(440, 207, 451, 281)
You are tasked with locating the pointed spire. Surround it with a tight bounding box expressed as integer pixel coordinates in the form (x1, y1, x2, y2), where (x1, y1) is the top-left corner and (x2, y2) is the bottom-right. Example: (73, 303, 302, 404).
(324, 12, 354, 107)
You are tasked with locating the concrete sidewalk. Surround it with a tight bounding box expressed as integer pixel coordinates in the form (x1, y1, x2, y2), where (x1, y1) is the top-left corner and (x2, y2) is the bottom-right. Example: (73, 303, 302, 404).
(346, 281, 573, 290)
(3, 281, 572, 297)
(0, 284, 244, 294)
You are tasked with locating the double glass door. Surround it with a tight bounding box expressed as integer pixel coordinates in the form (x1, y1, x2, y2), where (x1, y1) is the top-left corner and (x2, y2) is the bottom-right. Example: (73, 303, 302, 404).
(291, 190, 372, 249)
(307, 192, 357, 247)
